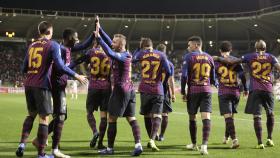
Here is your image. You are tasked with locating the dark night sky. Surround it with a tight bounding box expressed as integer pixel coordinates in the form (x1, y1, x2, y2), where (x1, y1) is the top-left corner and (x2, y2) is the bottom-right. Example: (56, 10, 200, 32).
(1, 0, 280, 14)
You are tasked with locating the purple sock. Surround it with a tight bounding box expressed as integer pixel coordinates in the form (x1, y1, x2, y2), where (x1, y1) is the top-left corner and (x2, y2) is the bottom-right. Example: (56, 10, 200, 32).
(20, 116, 35, 144)
(107, 122, 117, 148)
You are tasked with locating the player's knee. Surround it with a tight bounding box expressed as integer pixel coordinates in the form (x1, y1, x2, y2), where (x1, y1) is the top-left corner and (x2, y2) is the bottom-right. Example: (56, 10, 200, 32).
(108, 115, 117, 122)
(100, 111, 107, 118)
(58, 114, 66, 122)
(153, 114, 162, 119)
(253, 115, 261, 119)
(126, 116, 136, 122)
(224, 113, 232, 118)
(201, 112, 210, 120)
(162, 113, 168, 117)
(39, 115, 49, 125)
(189, 115, 196, 121)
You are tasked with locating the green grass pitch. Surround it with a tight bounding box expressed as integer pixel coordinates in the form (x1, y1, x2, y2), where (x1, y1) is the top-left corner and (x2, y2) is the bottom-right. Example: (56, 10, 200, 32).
(0, 93, 280, 158)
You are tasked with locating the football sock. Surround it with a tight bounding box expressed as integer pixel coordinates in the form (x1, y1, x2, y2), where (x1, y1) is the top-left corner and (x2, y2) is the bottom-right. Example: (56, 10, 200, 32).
(160, 115, 168, 137)
(225, 117, 236, 140)
(107, 122, 117, 148)
(144, 117, 152, 138)
(151, 117, 161, 140)
(37, 124, 48, 156)
(52, 117, 64, 149)
(189, 120, 197, 144)
(129, 120, 141, 144)
(98, 117, 107, 145)
(87, 113, 97, 134)
(254, 117, 262, 144)
(20, 116, 35, 144)
(202, 119, 211, 145)
(266, 114, 274, 140)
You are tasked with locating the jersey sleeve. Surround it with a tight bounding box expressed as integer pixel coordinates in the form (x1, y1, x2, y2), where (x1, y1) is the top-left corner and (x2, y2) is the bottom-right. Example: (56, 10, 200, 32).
(132, 48, 142, 63)
(271, 55, 279, 66)
(181, 54, 189, 95)
(209, 57, 218, 87)
(169, 61, 175, 76)
(241, 54, 250, 63)
(99, 27, 112, 46)
(71, 34, 94, 52)
(162, 54, 171, 77)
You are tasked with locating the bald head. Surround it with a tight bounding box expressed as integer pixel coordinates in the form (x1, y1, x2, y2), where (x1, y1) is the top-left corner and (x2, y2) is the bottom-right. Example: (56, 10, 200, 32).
(255, 40, 266, 52)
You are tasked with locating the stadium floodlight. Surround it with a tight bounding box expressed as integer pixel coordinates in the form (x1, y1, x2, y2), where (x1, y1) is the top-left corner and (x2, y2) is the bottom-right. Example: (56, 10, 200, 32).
(5, 32, 15, 38)
(254, 24, 258, 27)
(166, 25, 170, 29)
(277, 38, 280, 43)
(0, 20, 2, 23)
(124, 25, 128, 28)
(208, 25, 213, 29)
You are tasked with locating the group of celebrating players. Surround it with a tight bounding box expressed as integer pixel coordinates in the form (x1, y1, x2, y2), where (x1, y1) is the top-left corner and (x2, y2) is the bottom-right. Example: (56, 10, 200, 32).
(15, 16, 280, 158)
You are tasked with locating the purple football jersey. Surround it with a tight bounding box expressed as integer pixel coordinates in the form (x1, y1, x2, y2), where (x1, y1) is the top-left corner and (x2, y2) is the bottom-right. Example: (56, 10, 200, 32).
(136, 50, 170, 95)
(51, 46, 71, 89)
(111, 52, 133, 92)
(24, 38, 53, 89)
(88, 47, 111, 89)
(242, 52, 278, 92)
(215, 61, 241, 96)
(184, 52, 215, 94)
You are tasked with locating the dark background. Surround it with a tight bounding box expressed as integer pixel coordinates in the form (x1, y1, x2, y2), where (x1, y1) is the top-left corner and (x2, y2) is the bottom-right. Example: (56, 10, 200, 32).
(1, 0, 280, 14)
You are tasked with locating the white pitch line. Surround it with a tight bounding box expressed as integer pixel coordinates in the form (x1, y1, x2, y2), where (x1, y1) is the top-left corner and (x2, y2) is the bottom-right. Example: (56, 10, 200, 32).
(173, 111, 280, 123)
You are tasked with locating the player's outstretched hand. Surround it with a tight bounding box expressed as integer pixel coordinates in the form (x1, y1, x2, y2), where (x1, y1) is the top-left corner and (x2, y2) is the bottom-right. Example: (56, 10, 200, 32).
(75, 74, 88, 85)
(95, 15, 99, 23)
(94, 31, 100, 38)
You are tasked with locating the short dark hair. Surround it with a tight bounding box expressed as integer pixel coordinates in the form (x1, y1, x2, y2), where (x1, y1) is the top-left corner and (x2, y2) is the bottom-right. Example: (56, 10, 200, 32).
(63, 28, 76, 40)
(38, 21, 52, 35)
(140, 37, 153, 49)
(220, 41, 232, 52)
(156, 43, 167, 53)
(188, 36, 202, 46)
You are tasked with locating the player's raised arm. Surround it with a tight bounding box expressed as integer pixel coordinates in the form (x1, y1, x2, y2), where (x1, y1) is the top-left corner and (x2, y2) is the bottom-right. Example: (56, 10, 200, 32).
(71, 33, 94, 52)
(96, 16, 113, 46)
